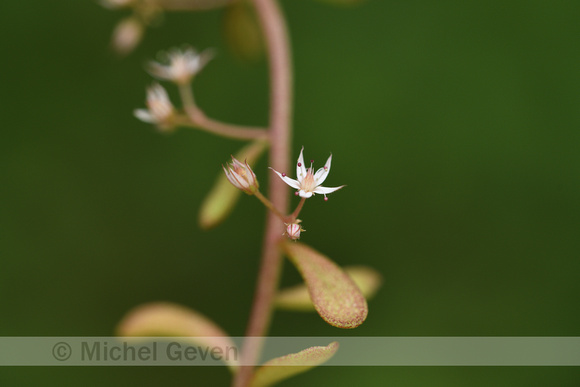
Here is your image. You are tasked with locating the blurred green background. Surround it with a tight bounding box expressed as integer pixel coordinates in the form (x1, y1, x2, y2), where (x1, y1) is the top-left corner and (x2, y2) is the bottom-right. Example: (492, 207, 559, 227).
(1, 0, 580, 385)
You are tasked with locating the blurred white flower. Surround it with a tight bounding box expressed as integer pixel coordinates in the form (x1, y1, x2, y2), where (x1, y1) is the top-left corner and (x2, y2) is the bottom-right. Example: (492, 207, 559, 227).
(270, 147, 345, 199)
(148, 47, 214, 85)
(134, 83, 176, 131)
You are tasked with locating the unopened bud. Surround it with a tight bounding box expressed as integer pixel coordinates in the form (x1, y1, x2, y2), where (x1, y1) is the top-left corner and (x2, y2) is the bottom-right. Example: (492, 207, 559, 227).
(223, 156, 259, 195)
(286, 223, 303, 240)
(112, 17, 144, 56)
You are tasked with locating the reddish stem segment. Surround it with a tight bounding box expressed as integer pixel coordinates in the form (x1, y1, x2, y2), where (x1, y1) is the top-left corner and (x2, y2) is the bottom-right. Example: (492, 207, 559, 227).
(233, 0, 292, 386)
(289, 197, 306, 222)
(178, 84, 268, 140)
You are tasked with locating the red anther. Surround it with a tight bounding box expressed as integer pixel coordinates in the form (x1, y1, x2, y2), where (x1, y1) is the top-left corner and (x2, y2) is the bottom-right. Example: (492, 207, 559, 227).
(297, 162, 302, 167)
(295, 191, 299, 196)
(310, 159, 314, 163)
(324, 166, 328, 170)
(324, 196, 329, 202)
(282, 173, 286, 177)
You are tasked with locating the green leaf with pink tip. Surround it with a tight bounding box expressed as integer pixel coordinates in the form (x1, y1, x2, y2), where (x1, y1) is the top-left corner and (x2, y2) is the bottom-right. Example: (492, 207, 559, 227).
(276, 265, 382, 311)
(281, 242, 368, 328)
(116, 302, 238, 371)
(199, 140, 267, 230)
(249, 342, 339, 387)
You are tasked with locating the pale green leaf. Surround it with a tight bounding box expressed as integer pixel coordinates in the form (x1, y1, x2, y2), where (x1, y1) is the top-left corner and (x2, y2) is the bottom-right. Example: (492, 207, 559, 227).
(223, 0, 265, 62)
(281, 242, 368, 328)
(276, 265, 382, 311)
(116, 302, 238, 371)
(249, 342, 339, 387)
(199, 140, 267, 229)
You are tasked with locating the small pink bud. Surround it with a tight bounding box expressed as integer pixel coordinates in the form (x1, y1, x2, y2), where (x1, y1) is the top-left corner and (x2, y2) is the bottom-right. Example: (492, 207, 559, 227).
(286, 223, 302, 240)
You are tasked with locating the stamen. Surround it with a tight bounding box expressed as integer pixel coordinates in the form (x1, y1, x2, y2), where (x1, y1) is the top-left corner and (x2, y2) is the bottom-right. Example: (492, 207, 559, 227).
(324, 166, 328, 171)
(310, 159, 314, 163)
(282, 173, 286, 177)
(324, 196, 328, 202)
(297, 162, 302, 167)
(295, 191, 299, 196)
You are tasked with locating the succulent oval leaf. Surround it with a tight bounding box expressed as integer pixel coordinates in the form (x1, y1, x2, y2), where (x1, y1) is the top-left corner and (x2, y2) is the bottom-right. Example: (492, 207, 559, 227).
(249, 342, 339, 387)
(276, 265, 382, 311)
(199, 140, 267, 229)
(116, 302, 238, 371)
(281, 242, 368, 328)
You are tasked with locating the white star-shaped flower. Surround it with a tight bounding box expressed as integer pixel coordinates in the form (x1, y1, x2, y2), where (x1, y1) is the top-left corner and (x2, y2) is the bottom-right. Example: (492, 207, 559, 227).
(270, 147, 345, 200)
(147, 47, 214, 85)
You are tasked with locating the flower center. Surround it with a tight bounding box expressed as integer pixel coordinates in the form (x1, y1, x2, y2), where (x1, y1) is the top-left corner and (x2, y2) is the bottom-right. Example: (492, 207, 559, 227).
(302, 170, 316, 192)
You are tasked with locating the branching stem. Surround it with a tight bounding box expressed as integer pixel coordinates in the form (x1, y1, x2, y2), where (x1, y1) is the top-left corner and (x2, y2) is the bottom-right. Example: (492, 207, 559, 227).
(254, 191, 287, 223)
(177, 84, 268, 140)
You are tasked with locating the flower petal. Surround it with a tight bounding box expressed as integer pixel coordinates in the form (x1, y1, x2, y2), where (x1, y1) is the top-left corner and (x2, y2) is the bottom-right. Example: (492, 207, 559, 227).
(296, 146, 307, 182)
(313, 185, 345, 195)
(197, 48, 216, 71)
(134, 109, 154, 123)
(147, 62, 170, 80)
(313, 154, 332, 185)
(149, 82, 168, 100)
(270, 168, 301, 190)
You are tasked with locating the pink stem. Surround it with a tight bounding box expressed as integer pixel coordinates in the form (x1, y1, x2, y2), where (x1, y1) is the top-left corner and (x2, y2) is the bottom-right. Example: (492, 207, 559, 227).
(178, 85, 268, 140)
(233, 0, 292, 386)
(289, 197, 306, 221)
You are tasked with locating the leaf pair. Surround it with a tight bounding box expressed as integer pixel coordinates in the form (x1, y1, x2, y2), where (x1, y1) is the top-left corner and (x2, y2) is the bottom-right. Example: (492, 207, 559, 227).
(117, 302, 338, 387)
